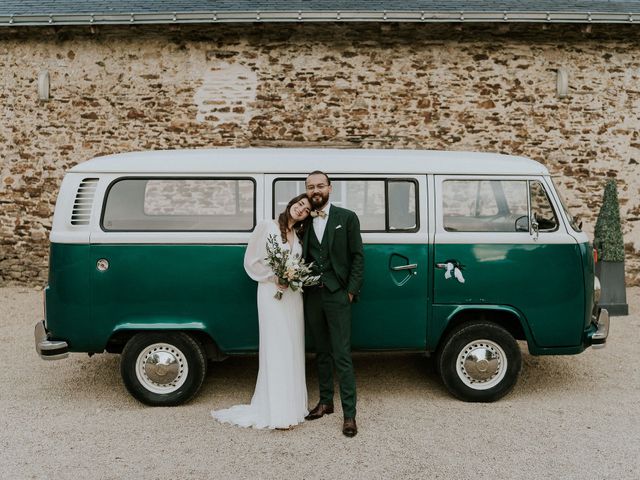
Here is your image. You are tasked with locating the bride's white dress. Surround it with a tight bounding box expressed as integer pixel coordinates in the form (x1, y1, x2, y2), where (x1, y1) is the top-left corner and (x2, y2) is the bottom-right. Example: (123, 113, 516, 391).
(211, 220, 308, 429)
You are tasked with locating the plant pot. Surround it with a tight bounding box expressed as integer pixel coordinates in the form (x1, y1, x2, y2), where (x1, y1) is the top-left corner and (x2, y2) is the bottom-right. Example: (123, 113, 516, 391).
(595, 260, 629, 316)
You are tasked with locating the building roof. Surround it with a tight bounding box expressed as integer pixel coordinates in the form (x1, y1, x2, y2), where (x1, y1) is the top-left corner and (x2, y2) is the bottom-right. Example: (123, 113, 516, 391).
(70, 148, 550, 176)
(2, 1, 640, 26)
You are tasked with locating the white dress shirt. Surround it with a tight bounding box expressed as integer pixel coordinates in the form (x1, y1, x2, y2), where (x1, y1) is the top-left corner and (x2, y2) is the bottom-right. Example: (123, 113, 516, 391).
(313, 202, 331, 243)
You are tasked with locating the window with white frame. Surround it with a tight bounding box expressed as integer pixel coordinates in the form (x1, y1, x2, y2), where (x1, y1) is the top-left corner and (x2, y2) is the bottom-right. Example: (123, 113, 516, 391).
(273, 178, 418, 232)
(102, 178, 255, 231)
(442, 180, 528, 232)
(530, 180, 559, 232)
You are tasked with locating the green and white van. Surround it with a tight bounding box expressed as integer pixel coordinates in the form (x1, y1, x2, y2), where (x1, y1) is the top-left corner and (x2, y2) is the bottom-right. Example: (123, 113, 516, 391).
(35, 148, 609, 405)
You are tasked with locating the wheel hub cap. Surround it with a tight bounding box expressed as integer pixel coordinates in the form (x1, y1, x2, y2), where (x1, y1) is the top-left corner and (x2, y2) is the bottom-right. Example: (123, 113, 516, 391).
(463, 347, 499, 381)
(144, 351, 180, 384)
(135, 343, 188, 394)
(456, 340, 508, 390)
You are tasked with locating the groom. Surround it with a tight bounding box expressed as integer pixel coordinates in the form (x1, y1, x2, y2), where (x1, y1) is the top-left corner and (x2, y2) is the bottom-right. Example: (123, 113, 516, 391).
(302, 170, 364, 437)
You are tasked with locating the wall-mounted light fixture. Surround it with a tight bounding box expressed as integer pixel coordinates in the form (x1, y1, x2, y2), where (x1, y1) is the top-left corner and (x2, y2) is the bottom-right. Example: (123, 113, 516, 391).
(557, 68, 568, 98)
(38, 70, 50, 101)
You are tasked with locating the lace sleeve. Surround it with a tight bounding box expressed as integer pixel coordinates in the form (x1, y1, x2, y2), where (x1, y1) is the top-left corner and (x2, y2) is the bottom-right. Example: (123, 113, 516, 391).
(243, 220, 277, 283)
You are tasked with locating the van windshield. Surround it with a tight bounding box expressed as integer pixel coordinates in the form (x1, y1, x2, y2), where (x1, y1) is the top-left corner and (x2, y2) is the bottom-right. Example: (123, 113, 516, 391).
(552, 178, 582, 232)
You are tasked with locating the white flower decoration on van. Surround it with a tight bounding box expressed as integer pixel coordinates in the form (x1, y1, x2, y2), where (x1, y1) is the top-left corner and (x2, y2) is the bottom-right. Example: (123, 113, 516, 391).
(437, 260, 466, 284)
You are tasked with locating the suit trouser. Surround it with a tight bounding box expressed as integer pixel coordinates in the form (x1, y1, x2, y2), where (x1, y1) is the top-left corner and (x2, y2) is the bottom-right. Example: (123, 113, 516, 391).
(304, 286, 357, 418)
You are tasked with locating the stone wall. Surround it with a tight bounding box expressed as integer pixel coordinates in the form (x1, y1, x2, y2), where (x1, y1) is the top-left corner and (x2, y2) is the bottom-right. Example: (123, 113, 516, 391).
(1, 23, 639, 285)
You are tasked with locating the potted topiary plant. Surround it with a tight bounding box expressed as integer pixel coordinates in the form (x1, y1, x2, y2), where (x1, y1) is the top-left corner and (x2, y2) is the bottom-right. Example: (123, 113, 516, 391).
(593, 179, 628, 316)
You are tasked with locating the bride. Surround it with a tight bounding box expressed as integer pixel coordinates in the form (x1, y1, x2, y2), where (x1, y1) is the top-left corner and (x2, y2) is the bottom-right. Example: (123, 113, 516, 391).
(211, 194, 312, 429)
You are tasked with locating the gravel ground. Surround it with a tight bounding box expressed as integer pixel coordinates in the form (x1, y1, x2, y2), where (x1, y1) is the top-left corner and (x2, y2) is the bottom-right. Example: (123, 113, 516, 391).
(1, 286, 639, 480)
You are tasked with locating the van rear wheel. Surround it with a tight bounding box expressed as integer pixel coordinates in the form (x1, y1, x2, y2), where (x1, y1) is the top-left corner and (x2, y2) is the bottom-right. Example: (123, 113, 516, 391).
(121, 332, 207, 406)
(438, 322, 521, 402)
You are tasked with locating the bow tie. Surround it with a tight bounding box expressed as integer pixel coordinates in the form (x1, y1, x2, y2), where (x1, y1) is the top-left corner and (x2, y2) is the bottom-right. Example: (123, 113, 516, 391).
(310, 209, 327, 219)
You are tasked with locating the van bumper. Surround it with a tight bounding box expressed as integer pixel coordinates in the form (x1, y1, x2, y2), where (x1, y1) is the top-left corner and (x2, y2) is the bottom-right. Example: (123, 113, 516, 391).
(588, 308, 609, 349)
(34, 320, 69, 360)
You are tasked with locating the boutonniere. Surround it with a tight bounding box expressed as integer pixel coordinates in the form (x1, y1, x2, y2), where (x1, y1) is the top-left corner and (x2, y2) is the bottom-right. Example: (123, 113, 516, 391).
(335, 224, 342, 230)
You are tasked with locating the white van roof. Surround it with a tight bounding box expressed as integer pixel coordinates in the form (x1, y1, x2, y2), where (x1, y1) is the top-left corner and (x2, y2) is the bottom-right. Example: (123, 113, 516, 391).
(70, 148, 549, 176)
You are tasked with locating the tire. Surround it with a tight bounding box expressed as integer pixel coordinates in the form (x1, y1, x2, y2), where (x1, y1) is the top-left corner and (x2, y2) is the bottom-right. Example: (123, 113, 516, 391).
(437, 322, 522, 402)
(120, 332, 207, 406)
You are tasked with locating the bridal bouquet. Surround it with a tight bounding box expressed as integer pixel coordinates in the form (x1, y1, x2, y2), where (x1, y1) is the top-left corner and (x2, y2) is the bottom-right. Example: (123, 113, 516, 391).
(265, 234, 321, 300)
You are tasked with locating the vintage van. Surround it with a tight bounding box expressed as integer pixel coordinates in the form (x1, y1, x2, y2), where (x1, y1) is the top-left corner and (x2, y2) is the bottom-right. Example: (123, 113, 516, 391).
(35, 148, 609, 405)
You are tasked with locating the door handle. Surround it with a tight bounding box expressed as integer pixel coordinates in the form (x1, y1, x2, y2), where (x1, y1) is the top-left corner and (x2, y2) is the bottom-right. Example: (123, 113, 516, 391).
(391, 264, 417, 271)
(435, 260, 461, 269)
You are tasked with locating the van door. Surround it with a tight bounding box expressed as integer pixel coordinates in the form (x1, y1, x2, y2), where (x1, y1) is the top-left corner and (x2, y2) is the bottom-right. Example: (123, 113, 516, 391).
(269, 175, 429, 349)
(432, 176, 585, 348)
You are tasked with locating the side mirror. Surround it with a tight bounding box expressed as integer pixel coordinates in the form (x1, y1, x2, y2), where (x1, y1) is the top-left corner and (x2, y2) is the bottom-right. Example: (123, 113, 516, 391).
(515, 215, 529, 232)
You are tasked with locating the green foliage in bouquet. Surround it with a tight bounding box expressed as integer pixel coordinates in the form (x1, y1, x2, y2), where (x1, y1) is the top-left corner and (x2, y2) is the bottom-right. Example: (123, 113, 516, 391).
(264, 234, 320, 300)
(593, 179, 625, 262)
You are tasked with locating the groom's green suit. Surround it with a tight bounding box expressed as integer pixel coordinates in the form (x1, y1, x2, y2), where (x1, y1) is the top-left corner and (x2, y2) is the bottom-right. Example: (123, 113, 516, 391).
(303, 204, 364, 419)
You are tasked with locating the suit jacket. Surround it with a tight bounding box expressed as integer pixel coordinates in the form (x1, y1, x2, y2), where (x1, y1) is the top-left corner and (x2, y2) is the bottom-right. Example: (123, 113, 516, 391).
(303, 205, 364, 299)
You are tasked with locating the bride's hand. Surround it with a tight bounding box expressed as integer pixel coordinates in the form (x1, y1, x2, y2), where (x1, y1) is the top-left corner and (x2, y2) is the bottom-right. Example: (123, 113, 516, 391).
(276, 279, 288, 291)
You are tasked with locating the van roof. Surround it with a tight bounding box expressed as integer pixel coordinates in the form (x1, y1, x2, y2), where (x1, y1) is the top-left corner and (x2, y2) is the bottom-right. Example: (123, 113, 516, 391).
(70, 148, 549, 176)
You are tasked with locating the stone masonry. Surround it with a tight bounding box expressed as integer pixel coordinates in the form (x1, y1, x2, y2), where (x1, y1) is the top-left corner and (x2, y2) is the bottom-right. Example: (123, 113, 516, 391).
(0, 23, 639, 285)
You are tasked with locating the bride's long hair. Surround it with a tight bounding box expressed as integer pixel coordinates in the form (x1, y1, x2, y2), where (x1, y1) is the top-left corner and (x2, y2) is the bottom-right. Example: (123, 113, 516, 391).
(278, 193, 310, 243)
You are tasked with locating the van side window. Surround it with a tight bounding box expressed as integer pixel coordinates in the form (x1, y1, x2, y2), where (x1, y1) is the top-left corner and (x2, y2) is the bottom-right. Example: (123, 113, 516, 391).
(551, 178, 582, 232)
(443, 180, 528, 232)
(388, 180, 417, 230)
(274, 178, 418, 232)
(102, 178, 255, 231)
(530, 181, 558, 232)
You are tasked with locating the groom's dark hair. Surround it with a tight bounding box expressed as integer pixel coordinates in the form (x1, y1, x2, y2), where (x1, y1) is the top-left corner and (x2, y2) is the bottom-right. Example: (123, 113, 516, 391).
(307, 170, 331, 185)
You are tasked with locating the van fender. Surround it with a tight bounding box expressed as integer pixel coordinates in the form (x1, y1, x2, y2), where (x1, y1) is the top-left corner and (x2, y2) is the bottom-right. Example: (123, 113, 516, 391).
(107, 321, 225, 360)
(431, 304, 536, 352)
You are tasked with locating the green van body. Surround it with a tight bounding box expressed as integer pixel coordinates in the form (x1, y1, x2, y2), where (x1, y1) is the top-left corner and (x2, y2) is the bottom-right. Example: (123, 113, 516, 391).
(37, 149, 608, 404)
(46, 240, 595, 356)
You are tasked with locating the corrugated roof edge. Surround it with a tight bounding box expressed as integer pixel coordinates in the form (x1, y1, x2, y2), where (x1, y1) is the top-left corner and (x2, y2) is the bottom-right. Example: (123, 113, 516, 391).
(2, 10, 640, 26)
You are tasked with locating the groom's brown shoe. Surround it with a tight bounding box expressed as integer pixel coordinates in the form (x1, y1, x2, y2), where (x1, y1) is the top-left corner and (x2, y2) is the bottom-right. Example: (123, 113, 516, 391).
(305, 403, 334, 420)
(342, 417, 357, 437)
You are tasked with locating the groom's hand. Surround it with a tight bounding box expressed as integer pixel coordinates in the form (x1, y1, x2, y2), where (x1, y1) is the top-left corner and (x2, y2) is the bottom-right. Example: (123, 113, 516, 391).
(348, 292, 354, 303)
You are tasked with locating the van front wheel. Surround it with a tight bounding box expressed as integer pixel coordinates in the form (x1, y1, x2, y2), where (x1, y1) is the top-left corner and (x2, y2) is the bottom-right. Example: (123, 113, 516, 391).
(121, 332, 207, 406)
(438, 322, 521, 402)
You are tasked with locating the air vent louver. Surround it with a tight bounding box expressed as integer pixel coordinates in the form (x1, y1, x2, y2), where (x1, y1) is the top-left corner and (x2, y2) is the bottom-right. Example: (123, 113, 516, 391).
(70, 178, 99, 226)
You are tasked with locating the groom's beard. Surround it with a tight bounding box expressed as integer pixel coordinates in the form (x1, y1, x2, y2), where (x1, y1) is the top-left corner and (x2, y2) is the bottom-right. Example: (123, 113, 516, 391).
(310, 192, 329, 209)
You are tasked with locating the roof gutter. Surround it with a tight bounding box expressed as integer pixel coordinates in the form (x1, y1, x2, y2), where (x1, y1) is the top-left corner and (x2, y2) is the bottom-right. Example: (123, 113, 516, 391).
(1, 10, 639, 27)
